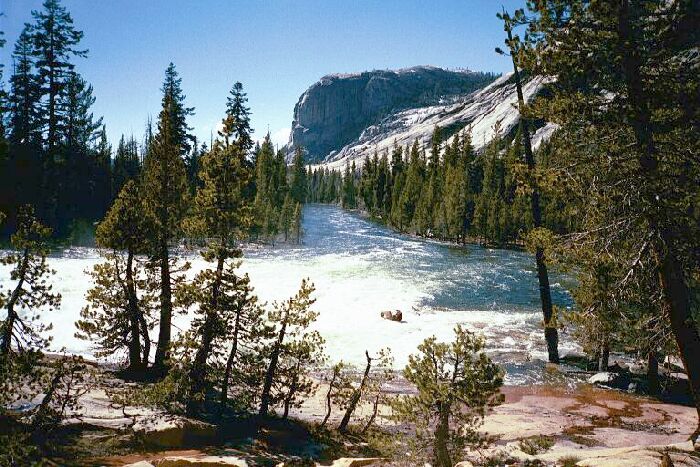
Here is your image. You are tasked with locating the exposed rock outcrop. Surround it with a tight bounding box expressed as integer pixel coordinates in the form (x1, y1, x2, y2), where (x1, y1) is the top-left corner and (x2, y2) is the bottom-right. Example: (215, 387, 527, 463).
(288, 66, 497, 162)
(289, 66, 556, 170)
(133, 416, 217, 448)
(124, 457, 248, 467)
(588, 371, 632, 391)
(380, 310, 402, 322)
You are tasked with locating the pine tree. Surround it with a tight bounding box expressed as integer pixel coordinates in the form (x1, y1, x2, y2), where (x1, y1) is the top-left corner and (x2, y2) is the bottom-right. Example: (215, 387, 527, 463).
(524, 0, 700, 436)
(278, 194, 294, 242)
(292, 202, 302, 244)
(0, 205, 60, 356)
(6, 27, 43, 214)
(290, 147, 307, 204)
(341, 162, 357, 209)
(8, 26, 42, 147)
(159, 63, 195, 157)
(219, 82, 253, 153)
(277, 330, 326, 419)
(181, 133, 256, 414)
(337, 348, 393, 433)
(142, 81, 191, 373)
(76, 181, 153, 372)
(391, 326, 503, 467)
(0, 24, 6, 218)
(443, 133, 469, 240)
(29, 0, 87, 151)
(259, 279, 318, 416)
(59, 72, 103, 228)
(184, 136, 202, 194)
(112, 135, 141, 198)
(93, 126, 112, 217)
(398, 140, 425, 231)
(319, 362, 353, 428)
(389, 144, 406, 229)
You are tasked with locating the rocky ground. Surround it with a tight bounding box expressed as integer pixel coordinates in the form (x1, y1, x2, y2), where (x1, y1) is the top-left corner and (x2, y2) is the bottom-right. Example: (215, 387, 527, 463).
(472, 384, 700, 466)
(9, 357, 698, 466)
(61, 370, 697, 466)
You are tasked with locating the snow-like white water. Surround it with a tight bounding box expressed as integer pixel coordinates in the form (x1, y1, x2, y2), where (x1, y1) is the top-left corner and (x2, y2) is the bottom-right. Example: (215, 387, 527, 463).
(0, 205, 578, 384)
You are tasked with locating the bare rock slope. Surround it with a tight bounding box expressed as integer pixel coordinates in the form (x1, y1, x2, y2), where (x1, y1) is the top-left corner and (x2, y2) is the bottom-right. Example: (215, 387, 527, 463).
(288, 67, 556, 169)
(288, 66, 497, 163)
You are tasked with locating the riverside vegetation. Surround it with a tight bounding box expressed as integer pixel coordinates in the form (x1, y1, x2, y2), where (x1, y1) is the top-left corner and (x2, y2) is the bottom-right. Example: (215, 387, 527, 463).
(0, 0, 699, 466)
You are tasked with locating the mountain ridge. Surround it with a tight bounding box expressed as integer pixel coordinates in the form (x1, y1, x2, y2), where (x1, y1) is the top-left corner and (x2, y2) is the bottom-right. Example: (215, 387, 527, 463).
(287, 66, 498, 163)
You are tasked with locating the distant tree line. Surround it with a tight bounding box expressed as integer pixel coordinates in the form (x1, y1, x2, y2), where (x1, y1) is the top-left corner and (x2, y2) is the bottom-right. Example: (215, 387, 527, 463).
(305, 125, 576, 248)
(0, 1, 301, 245)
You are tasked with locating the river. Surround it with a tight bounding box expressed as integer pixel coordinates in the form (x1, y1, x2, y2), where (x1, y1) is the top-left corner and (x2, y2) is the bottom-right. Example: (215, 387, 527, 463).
(1, 204, 578, 384)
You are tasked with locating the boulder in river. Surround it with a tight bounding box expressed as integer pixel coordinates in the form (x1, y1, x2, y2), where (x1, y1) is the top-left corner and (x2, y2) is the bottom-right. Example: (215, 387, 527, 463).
(380, 310, 402, 322)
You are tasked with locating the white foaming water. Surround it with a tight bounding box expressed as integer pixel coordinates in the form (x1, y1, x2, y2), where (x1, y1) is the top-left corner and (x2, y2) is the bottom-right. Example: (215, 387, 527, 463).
(0, 205, 578, 384)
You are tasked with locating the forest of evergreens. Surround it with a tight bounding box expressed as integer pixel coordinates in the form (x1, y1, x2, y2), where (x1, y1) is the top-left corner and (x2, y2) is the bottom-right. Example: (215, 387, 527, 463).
(307, 124, 575, 248)
(0, 0, 699, 466)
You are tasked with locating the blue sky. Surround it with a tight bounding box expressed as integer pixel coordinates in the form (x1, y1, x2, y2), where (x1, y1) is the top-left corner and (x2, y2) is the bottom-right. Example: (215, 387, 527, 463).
(1, 0, 525, 149)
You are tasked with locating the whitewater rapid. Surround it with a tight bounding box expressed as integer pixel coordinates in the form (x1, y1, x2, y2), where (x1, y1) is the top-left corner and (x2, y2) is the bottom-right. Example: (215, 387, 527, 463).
(0, 204, 578, 384)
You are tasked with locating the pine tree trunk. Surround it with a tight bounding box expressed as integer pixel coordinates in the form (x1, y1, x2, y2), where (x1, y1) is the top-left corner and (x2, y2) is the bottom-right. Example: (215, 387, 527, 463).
(139, 313, 150, 367)
(260, 310, 288, 416)
(219, 308, 242, 415)
(506, 26, 559, 364)
(154, 239, 172, 373)
(647, 350, 660, 395)
(48, 58, 56, 151)
(658, 245, 700, 440)
(433, 402, 452, 467)
(599, 340, 610, 372)
(186, 255, 225, 416)
(125, 250, 143, 372)
(362, 393, 380, 434)
(338, 351, 372, 432)
(320, 371, 338, 428)
(1, 248, 29, 355)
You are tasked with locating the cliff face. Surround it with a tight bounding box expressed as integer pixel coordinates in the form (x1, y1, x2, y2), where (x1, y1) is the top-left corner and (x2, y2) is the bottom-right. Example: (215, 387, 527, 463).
(319, 73, 554, 170)
(289, 66, 497, 162)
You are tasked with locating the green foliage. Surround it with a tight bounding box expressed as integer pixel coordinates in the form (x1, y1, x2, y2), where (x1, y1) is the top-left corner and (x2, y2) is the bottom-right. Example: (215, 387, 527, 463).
(75, 252, 154, 365)
(558, 456, 582, 467)
(142, 66, 192, 370)
(391, 325, 504, 467)
(520, 0, 700, 428)
(260, 279, 322, 416)
(0, 430, 42, 467)
(276, 330, 326, 419)
(186, 141, 253, 246)
(76, 181, 154, 370)
(96, 180, 151, 253)
(219, 81, 253, 153)
(142, 92, 190, 248)
(320, 121, 568, 248)
(290, 147, 308, 204)
(252, 134, 304, 244)
(342, 162, 358, 209)
(0, 205, 59, 356)
(319, 361, 354, 428)
(518, 435, 555, 455)
(180, 125, 263, 414)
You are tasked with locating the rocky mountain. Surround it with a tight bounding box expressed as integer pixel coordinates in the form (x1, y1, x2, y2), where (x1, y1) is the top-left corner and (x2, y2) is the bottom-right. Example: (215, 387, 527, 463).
(287, 66, 555, 169)
(287, 66, 497, 163)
